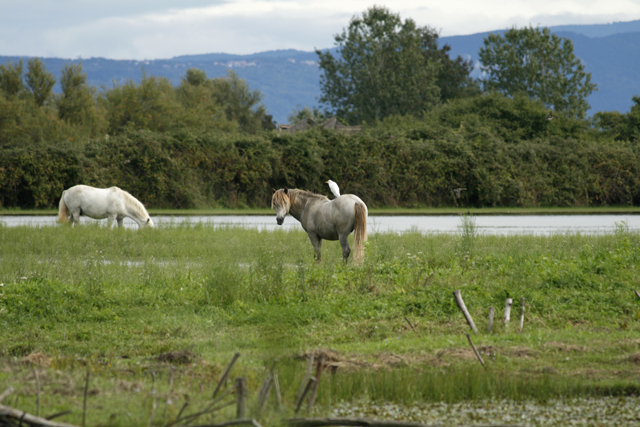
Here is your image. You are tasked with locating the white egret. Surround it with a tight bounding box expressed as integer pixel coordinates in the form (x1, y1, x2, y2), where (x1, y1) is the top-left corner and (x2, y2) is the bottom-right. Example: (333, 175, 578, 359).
(325, 180, 340, 198)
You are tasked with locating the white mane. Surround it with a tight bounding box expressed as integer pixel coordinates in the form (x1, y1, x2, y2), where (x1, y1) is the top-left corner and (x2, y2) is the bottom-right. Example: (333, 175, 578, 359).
(117, 187, 149, 218)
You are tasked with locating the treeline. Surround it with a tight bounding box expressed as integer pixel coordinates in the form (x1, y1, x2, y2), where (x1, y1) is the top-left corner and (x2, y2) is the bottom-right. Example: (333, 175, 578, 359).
(0, 59, 274, 150)
(2, 91, 640, 209)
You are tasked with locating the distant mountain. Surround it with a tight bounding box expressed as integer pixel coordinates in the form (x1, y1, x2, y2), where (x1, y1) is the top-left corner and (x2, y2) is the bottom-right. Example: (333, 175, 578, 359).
(2, 20, 640, 124)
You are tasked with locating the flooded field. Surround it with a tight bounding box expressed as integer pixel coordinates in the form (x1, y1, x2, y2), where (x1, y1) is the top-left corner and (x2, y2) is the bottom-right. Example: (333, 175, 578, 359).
(2, 213, 640, 234)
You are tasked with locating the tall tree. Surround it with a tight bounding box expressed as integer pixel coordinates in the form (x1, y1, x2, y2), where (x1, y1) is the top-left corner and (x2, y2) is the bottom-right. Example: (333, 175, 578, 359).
(317, 6, 442, 124)
(479, 26, 597, 118)
(0, 59, 24, 98)
(210, 70, 274, 132)
(25, 58, 56, 107)
(57, 62, 104, 135)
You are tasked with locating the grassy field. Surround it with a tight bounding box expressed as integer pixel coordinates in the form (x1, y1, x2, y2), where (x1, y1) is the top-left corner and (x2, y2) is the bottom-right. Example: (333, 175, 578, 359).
(1, 218, 640, 426)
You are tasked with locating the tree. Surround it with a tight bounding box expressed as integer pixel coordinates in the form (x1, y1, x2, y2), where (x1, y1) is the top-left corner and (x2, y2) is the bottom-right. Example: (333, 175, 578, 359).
(287, 105, 330, 124)
(479, 26, 597, 118)
(593, 95, 640, 141)
(25, 58, 56, 107)
(0, 59, 24, 98)
(57, 62, 104, 135)
(210, 70, 274, 132)
(316, 6, 441, 124)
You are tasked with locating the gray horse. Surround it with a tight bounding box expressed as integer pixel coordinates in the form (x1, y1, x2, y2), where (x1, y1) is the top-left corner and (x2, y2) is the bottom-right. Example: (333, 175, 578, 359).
(271, 188, 368, 263)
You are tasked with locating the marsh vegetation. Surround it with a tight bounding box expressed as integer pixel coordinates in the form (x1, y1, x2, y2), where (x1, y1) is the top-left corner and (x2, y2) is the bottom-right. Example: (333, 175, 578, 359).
(1, 221, 640, 426)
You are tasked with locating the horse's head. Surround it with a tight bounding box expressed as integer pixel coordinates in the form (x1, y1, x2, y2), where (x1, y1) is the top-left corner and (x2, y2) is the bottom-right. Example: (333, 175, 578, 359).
(145, 217, 155, 228)
(271, 188, 290, 225)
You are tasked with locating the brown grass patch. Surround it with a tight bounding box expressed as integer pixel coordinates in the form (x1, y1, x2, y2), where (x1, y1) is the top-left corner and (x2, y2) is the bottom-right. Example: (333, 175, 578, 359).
(155, 350, 195, 364)
(22, 351, 51, 367)
(545, 341, 588, 353)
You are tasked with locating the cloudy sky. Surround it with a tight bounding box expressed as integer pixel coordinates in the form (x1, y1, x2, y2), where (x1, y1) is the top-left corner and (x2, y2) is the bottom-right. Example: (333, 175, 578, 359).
(2, 0, 640, 60)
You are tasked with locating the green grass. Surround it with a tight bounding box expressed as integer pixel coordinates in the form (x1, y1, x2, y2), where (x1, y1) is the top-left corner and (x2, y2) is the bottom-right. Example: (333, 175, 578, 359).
(1, 220, 640, 426)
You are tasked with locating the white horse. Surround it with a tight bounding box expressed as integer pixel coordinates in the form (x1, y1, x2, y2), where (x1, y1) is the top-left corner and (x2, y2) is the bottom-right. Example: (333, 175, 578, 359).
(272, 188, 367, 263)
(58, 185, 154, 228)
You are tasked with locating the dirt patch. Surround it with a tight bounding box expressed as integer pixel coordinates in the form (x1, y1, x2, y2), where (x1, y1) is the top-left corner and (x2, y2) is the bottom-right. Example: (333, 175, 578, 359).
(627, 353, 640, 364)
(545, 341, 588, 353)
(22, 351, 51, 367)
(505, 346, 539, 358)
(156, 350, 195, 364)
(297, 349, 444, 372)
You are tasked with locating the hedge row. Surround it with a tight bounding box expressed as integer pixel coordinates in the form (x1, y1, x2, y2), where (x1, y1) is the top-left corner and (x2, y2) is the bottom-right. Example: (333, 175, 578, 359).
(1, 125, 639, 209)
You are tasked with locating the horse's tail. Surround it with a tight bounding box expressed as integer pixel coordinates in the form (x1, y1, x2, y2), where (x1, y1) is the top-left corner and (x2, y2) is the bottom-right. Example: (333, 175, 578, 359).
(353, 201, 368, 264)
(58, 190, 69, 223)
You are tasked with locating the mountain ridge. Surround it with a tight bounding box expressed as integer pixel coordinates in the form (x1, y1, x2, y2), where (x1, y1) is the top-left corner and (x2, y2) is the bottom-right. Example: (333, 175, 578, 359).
(2, 20, 640, 124)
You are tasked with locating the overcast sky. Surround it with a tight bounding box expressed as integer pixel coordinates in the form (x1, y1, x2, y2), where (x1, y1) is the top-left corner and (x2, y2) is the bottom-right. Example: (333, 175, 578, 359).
(2, 0, 640, 60)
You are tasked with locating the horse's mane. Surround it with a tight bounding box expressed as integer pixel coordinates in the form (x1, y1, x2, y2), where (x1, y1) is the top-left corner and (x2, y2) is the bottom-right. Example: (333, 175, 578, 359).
(272, 188, 327, 208)
(117, 187, 149, 218)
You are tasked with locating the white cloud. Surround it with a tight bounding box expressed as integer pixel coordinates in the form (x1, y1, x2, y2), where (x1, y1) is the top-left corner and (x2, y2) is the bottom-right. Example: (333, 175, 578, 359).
(1, 0, 640, 59)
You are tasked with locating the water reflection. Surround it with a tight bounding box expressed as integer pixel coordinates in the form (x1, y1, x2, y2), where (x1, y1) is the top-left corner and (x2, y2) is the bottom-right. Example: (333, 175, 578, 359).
(1, 214, 639, 235)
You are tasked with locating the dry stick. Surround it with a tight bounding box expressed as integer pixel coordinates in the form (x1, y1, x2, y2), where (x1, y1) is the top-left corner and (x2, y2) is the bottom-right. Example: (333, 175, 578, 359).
(46, 410, 73, 421)
(273, 373, 283, 412)
(403, 316, 415, 331)
(519, 297, 526, 334)
(256, 374, 273, 417)
(295, 354, 314, 407)
(0, 404, 79, 427)
(453, 290, 478, 334)
(635, 290, 640, 300)
(169, 366, 176, 387)
(236, 377, 246, 419)
(82, 367, 90, 427)
(465, 333, 486, 368)
(294, 378, 316, 415)
(0, 387, 13, 403)
(169, 389, 234, 427)
(213, 352, 241, 400)
(423, 272, 435, 287)
(487, 307, 495, 333)
(33, 369, 41, 417)
(504, 298, 513, 325)
(306, 354, 325, 413)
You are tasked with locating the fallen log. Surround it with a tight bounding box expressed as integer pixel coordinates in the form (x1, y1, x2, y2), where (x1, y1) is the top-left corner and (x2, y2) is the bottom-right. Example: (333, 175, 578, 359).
(0, 404, 77, 427)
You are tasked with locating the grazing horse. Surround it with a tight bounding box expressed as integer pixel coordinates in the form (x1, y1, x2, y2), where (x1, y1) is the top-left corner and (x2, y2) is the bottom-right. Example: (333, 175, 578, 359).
(271, 188, 367, 263)
(58, 185, 154, 228)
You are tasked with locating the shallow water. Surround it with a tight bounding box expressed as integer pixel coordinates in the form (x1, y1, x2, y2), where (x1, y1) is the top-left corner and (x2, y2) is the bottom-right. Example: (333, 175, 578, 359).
(2, 214, 639, 235)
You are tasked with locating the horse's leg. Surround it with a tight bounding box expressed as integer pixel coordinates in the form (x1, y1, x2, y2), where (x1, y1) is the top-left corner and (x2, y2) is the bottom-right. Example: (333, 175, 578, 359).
(107, 214, 117, 228)
(307, 232, 323, 263)
(339, 233, 351, 262)
(71, 211, 80, 227)
(117, 218, 124, 228)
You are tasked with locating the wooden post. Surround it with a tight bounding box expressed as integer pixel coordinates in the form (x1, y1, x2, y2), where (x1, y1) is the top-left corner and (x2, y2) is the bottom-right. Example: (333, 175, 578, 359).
(453, 290, 478, 334)
(307, 354, 325, 413)
(504, 298, 513, 325)
(273, 372, 283, 412)
(487, 307, 495, 333)
(34, 369, 40, 417)
(236, 377, 246, 419)
(465, 333, 486, 368)
(295, 354, 314, 406)
(214, 352, 241, 399)
(294, 378, 315, 415)
(257, 374, 273, 416)
(82, 367, 90, 427)
(519, 297, 525, 333)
